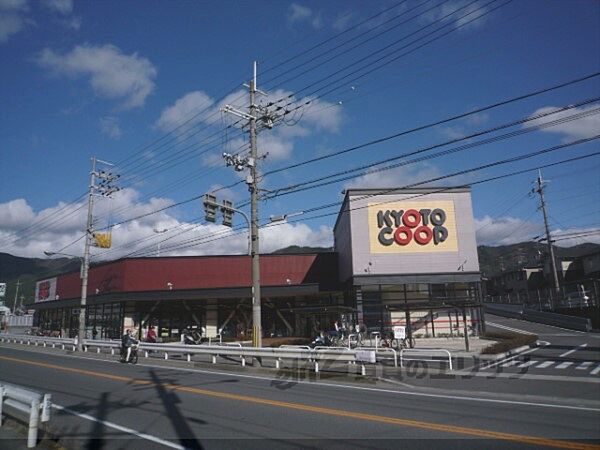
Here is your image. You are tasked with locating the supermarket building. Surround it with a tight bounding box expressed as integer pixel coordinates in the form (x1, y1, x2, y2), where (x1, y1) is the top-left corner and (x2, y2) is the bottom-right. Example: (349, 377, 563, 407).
(32, 188, 484, 341)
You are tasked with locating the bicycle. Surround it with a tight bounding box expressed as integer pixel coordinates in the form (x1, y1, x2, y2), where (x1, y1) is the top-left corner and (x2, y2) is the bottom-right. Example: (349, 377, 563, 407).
(380, 333, 415, 350)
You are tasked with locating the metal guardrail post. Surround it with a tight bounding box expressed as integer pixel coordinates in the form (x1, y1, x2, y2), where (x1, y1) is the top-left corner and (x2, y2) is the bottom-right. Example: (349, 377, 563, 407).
(0, 386, 4, 426)
(27, 397, 40, 448)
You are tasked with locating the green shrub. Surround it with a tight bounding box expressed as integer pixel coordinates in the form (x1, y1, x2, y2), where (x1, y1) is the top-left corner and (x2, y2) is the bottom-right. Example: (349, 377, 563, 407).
(480, 331, 538, 355)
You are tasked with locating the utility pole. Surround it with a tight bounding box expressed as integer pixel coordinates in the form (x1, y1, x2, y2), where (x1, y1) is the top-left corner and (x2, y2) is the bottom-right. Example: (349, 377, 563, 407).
(12, 279, 20, 313)
(534, 170, 561, 301)
(221, 61, 279, 348)
(77, 157, 119, 351)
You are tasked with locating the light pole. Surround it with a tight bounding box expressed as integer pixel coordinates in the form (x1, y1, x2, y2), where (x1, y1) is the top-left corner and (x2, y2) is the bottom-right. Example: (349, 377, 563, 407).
(153, 228, 168, 257)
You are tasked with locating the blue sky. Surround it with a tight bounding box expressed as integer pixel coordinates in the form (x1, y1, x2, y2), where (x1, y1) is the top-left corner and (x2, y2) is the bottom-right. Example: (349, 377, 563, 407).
(0, 0, 599, 259)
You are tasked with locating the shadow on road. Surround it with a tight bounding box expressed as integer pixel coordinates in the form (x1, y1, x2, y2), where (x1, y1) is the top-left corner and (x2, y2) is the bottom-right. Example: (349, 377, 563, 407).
(148, 369, 204, 450)
(86, 392, 108, 450)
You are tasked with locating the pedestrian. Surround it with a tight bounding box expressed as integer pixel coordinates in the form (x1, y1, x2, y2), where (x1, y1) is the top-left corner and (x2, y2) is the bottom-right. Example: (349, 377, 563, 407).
(146, 326, 157, 343)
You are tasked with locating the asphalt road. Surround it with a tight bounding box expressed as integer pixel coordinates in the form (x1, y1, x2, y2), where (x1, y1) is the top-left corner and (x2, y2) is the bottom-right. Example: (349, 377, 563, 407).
(1, 340, 599, 450)
(483, 314, 600, 378)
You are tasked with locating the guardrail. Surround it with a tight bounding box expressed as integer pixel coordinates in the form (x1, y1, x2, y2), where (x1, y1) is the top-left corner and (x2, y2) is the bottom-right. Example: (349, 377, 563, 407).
(355, 346, 398, 367)
(1, 334, 373, 375)
(484, 304, 593, 332)
(399, 348, 453, 370)
(0, 381, 52, 448)
(522, 309, 592, 332)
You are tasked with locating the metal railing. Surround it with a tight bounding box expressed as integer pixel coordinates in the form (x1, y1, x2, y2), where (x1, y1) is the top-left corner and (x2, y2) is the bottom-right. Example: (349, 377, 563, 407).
(0, 381, 52, 448)
(399, 348, 453, 370)
(1, 334, 371, 375)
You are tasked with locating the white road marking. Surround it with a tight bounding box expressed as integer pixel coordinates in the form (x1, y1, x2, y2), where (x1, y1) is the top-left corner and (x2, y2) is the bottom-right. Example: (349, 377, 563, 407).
(559, 344, 588, 358)
(591, 365, 600, 375)
(576, 362, 593, 370)
(486, 322, 536, 335)
(52, 404, 186, 449)
(517, 360, 538, 368)
(3, 342, 600, 414)
(482, 345, 543, 370)
(500, 360, 520, 368)
(486, 314, 594, 335)
(556, 362, 573, 369)
(536, 361, 555, 368)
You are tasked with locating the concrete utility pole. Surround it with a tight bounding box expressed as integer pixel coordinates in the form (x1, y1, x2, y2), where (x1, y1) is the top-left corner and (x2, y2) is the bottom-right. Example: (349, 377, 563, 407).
(12, 279, 20, 313)
(77, 157, 119, 351)
(77, 157, 96, 350)
(534, 170, 561, 299)
(248, 64, 262, 349)
(221, 61, 280, 348)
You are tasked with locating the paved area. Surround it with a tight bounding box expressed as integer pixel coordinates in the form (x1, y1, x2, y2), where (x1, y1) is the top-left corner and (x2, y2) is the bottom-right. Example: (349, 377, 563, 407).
(1, 344, 599, 450)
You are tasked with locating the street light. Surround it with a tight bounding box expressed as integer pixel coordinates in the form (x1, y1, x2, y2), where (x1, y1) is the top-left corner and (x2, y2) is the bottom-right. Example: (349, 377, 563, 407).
(268, 211, 304, 223)
(153, 228, 168, 257)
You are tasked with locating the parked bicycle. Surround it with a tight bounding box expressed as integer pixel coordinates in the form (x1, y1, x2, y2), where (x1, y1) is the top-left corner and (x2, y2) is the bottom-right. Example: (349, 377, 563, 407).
(380, 332, 415, 350)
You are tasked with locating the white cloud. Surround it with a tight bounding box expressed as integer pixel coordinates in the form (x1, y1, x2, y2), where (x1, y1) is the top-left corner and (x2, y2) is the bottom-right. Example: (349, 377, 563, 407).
(344, 162, 443, 190)
(0, 0, 30, 43)
(36, 44, 157, 109)
(42, 0, 72, 15)
(154, 91, 214, 132)
(0, 192, 333, 258)
(287, 3, 322, 29)
(333, 11, 353, 31)
(99, 116, 122, 139)
(288, 3, 312, 23)
(59, 15, 81, 30)
(0, 198, 36, 230)
(424, 0, 491, 31)
(157, 88, 342, 167)
(475, 216, 543, 246)
(257, 133, 293, 160)
(527, 105, 600, 140)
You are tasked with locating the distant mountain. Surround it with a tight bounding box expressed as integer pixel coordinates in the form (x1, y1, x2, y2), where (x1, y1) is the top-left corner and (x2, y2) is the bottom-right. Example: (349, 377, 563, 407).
(2, 240, 598, 308)
(0, 253, 80, 309)
(478, 242, 600, 277)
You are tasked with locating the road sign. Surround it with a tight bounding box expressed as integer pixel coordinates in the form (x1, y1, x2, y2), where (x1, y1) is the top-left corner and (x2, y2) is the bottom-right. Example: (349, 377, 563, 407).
(393, 326, 405, 340)
(355, 350, 376, 363)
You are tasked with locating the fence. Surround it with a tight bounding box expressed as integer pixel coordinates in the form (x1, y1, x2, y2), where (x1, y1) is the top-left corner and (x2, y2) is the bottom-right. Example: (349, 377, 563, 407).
(485, 279, 599, 311)
(0, 334, 373, 375)
(0, 381, 52, 448)
(399, 348, 453, 370)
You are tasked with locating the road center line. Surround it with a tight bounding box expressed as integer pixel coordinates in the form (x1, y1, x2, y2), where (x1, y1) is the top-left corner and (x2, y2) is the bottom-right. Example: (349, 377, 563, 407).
(1, 354, 599, 450)
(52, 404, 186, 450)
(3, 347, 599, 412)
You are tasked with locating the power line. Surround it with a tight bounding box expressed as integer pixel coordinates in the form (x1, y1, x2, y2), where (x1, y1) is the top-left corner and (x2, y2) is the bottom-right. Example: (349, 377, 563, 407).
(261, 102, 600, 200)
(263, 72, 600, 178)
(107, 149, 600, 259)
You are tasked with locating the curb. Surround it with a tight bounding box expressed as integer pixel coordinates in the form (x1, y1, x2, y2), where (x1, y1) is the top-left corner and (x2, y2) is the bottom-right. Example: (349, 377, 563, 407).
(476, 344, 533, 361)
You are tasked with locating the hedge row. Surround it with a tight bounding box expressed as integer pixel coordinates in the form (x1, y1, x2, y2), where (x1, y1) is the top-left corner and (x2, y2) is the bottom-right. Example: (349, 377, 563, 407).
(480, 330, 538, 355)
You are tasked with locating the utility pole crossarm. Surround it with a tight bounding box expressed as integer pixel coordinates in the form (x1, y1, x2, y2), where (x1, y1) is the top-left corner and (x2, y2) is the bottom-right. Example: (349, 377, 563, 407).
(221, 105, 255, 121)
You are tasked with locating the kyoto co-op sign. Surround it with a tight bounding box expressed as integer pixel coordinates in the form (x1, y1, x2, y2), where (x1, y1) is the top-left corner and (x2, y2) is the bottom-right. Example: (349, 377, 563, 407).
(368, 201, 458, 254)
